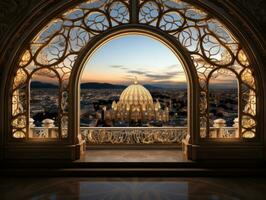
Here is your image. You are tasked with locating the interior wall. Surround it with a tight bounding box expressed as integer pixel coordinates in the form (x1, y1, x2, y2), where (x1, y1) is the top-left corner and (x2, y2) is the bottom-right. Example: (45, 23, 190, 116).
(0, 0, 265, 54)
(0, 0, 265, 161)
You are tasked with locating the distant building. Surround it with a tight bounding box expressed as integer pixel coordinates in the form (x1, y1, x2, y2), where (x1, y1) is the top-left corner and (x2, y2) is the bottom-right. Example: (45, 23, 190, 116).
(103, 78, 169, 124)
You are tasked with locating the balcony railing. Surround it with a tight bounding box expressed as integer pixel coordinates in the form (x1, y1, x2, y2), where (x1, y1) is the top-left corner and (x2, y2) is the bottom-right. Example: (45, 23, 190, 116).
(80, 127, 187, 144)
(28, 117, 239, 142)
(29, 127, 60, 138)
(209, 127, 238, 138)
(29, 126, 239, 144)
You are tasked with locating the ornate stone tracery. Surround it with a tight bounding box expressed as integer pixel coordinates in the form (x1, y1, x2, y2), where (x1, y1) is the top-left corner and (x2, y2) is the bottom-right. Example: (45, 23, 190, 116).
(11, 0, 257, 142)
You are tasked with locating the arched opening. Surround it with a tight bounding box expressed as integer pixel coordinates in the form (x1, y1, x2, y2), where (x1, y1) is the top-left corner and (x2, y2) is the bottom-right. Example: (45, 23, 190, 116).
(77, 33, 192, 161)
(29, 68, 60, 139)
(3, 0, 263, 161)
(208, 68, 239, 139)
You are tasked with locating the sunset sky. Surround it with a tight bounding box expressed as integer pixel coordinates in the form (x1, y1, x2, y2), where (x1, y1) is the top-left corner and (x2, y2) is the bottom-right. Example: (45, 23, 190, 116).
(32, 34, 237, 88)
(81, 35, 187, 87)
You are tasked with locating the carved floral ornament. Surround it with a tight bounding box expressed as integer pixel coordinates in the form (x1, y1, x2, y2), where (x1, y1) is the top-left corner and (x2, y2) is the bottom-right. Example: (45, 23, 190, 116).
(11, 0, 257, 140)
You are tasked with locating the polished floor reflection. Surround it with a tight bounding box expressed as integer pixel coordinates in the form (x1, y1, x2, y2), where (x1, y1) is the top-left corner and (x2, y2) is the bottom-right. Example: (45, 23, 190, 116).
(78, 149, 189, 162)
(0, 177, 265, 200)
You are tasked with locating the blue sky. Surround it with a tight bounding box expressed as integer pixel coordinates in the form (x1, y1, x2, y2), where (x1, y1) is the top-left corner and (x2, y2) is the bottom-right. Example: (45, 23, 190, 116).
(81, 34, 187, 87)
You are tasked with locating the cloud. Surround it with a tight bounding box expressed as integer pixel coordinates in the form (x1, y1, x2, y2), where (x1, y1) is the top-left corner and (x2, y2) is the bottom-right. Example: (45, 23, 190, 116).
(126, 71, 174, 80)
(110, 65, 123, 68)
(145, 74, 175, 79)
(145, 70, 186, 80)
(165, 71, 184, 76)
(125, 67, 187, 82)
(167, 64, 180, 69)
(109, 65, 128, 70)
(210, 79, 237, 85)
(127, 70, 147, 75)
(153, 80, 187, 84)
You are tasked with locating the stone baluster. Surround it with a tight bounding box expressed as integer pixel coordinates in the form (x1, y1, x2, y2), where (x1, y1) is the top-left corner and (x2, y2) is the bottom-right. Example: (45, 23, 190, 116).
(213, 118, 226, 138)
(233, 118, 239, 138)
(42, 118, 55, 138)
(29, 118, 35, 138)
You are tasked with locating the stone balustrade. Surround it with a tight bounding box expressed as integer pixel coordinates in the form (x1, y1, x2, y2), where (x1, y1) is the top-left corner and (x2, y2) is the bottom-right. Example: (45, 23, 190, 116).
(28, 118, 240, 142)
(80, 127, 187, 144)
(29, 118, 59, 138)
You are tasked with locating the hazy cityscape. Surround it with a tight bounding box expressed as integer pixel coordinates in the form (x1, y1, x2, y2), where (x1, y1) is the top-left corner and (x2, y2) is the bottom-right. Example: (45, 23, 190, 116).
(28, 35, 239, 128)
(80, 87, 187, 127)
(29, 82, 238, 128)
(30, 87, 59, 127)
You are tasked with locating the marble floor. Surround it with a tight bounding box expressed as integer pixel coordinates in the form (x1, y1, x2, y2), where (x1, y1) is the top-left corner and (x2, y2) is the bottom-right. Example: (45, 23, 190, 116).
(0, 177, 265, 200)
(78, 149, 189, 162)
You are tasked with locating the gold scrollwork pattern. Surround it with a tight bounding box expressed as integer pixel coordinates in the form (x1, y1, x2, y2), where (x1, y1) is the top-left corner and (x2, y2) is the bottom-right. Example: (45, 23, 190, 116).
(12, 0, 130, 138)
(138, 0, 257, 138)
(12, 0, 257, 140)
(81, 127, 187, 144)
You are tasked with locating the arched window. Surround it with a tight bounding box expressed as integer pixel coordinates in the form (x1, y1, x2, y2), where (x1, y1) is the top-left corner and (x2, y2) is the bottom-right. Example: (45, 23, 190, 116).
(208, 69, 239, 138)
(29, 68, 60, 139)
(79, 34, 188, 144)
(9, 0, 258, 152)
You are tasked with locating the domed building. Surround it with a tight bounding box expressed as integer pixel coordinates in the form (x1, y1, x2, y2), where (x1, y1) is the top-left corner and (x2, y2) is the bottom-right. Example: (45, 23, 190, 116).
(103, 78, 169, 125)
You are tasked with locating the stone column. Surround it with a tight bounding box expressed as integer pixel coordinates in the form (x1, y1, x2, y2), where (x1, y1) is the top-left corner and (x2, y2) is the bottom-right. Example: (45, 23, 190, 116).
(29, 118, 35, 138)
(213, 118, 226, 138)
(233, 118, 239, 138)
(42, 118, 55, 138)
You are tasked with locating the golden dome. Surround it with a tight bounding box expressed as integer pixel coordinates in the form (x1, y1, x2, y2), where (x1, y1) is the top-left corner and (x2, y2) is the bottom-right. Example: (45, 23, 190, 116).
(119, 78, 153, 106)
(108, 77, 169, 123)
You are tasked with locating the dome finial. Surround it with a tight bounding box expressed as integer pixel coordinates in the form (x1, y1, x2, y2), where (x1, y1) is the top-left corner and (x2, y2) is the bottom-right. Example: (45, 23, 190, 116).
(134, 76, 138, 84)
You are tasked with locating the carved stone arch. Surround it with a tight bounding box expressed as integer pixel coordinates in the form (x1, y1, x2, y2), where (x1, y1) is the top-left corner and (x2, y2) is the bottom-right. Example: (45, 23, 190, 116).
(206, 67, 240, 137)
(190, 0, 265, 147)
(0, 0, 265, 160)
(28, 67, 62, 138)
(70, 24, 200, 148)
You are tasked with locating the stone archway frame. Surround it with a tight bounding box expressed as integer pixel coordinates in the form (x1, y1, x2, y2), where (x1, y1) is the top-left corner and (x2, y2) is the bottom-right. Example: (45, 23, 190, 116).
(0, 0, 264, 160)
(70, 24, 200, 153)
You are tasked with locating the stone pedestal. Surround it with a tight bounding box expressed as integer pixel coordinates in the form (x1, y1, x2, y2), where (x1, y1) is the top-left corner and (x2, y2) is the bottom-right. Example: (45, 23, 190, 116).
(233, 118, 239, 138)
(42, 119, 56, 138)
(213, 118, 226, 138)
(29, 118, 35, 138)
